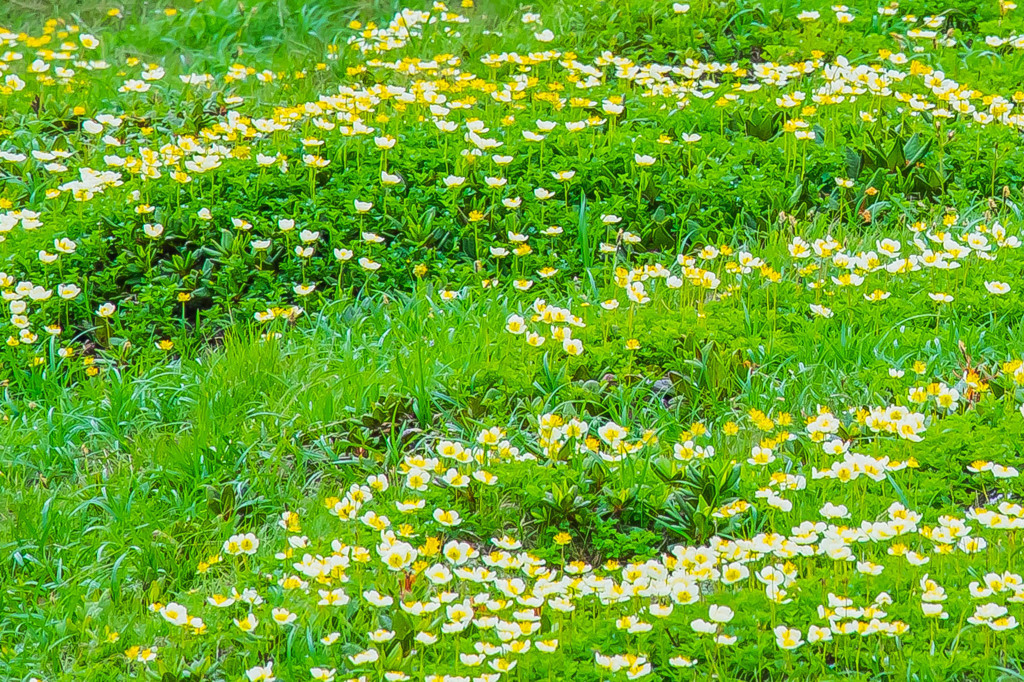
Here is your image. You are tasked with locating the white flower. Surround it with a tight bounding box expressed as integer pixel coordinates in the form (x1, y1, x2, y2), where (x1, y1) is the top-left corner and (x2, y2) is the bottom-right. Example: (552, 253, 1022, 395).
(245, 662, 275, 682)
(708, 604, 734, 623)
(810, 304, 833, 318)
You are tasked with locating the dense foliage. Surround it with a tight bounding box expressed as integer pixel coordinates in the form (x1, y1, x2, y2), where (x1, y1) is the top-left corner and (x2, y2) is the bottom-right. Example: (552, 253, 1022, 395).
(3, 0, 1024, 680)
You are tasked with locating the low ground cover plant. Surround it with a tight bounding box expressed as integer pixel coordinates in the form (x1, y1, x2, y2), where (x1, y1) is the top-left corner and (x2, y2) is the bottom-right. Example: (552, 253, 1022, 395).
(4, 0, 1024, 679)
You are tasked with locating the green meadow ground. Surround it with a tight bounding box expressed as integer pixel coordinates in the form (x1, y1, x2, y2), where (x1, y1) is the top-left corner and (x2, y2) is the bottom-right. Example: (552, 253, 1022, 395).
(4, 0, 1024, 680)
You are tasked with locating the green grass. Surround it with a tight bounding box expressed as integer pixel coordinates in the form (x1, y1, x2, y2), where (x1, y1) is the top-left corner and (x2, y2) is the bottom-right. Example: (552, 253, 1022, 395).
(5, 0, 1024, 679)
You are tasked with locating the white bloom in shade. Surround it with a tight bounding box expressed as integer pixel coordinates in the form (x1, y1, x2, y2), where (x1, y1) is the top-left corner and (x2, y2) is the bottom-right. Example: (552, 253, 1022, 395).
(245, 662, 275, 682)
(985, 281, 1011, 295)
(354, 200, 373, 213)
(562, 338, 583, 356)
(672, 3, 691, 13)
(363, 590, 394, 607)
(159, 602, 189, 626)
(856, 561, 884, 576)
(774, 625, 803, 650)
(822, 439, 848, 455)
(820, 502, 849, 518)
(381, 171, 402, 185)
(764, 490, 793, 512)
(432, 508, 462, 526)
(505, 314, 527, 334)
(810, 304, 833, 318)
(302, 154, 329, 168)
(808, 624, 833, 642)
(442, 175, 466, 188)
(349, 648, 379, 665)
(462, 653, 486, 666)
(708, 604, 734, 623)
(634, 153, 656, 166)
(271, 607, 297, 625)
(415, 632, 438, 645)
(223, 533, 259, 555)
(907, 551, 930, 566)
(368, 628, 395, 642)
(536, 639, 558, 652)
(690, 618, 716, 634)
(993, 464, 1020, 479)
(58, 284, 81, 300)
(968, 603, 1009, 626)
(534, 29, 554, 42)
(990, 616, 1018, 631)
(720, 562, 749, 584)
